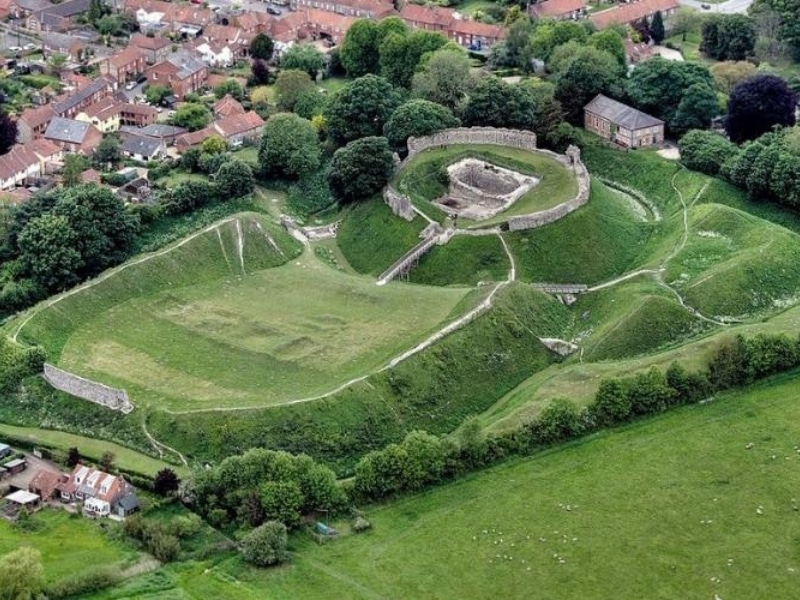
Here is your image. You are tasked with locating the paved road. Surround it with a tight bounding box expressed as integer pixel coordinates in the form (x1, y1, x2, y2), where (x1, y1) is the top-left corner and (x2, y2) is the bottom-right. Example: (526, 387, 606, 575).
(679, 0, 753, 14)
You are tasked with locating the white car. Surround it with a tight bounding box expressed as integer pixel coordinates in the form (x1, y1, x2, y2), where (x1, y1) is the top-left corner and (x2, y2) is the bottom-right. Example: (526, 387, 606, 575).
(8, 46, 22, 53)
(23, 43, 36, 51)
(125, 81, 137, 90)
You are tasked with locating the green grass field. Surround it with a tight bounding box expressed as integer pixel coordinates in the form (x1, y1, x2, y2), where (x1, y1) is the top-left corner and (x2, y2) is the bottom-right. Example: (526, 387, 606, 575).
(394, 145, 577, 226)
(89, 372, 800, 599)
(409, 234, 510, 286)
(0, 510, 139, 584)
(14, 213, 473, 411)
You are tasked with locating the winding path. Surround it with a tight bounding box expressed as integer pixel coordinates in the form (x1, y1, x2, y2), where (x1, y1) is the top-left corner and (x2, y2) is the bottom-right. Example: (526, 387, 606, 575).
(142, 421, 188, 466)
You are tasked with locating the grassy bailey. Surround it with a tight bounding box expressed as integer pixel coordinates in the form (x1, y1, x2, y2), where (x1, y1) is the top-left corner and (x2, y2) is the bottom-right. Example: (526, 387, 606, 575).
(666, 203, 800, 319)
(394, 144, 577, 225)
(409, 234, 510, 286)
(12, 214, 301, 360)
(147, 284, 571, 473)
(506, 182, 655, 284)
(336, 197, 426, 276)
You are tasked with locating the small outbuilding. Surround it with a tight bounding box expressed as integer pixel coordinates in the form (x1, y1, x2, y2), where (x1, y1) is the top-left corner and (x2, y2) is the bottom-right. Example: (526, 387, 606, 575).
(2, 458, 26, 475)
(584, 94, 664, 148)
(4, 489, 40, 509)
(0, 443, 12, 459)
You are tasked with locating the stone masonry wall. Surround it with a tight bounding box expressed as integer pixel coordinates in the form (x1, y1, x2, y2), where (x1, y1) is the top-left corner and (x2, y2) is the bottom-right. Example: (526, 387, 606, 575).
(405, 127, 538, 162)
(43, 363, 134, 414)
(383, 187, 415, 221)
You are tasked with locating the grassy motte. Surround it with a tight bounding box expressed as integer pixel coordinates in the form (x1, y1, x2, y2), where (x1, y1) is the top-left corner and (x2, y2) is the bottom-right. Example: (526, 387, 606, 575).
(410, 234, 510, 286)
(394, 144, 577, 226)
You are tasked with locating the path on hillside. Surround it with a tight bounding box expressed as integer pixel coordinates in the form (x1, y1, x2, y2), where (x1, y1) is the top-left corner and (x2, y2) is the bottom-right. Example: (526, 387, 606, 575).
(142, 421, 188, 466)
(164, 233, 518, 415)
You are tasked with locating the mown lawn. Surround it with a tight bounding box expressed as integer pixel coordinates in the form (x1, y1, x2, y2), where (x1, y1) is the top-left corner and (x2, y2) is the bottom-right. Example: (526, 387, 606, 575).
(0, 510, 139, 584)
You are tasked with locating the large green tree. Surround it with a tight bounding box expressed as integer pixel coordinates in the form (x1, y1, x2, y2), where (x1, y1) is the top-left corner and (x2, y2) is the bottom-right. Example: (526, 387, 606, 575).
(171, 103, 211, 131)
(280, 44, 325, 78)
(463, 77, 538, 130)
(324, 75, 404, 145)
(327, 136, 394, 202)
(249, 33, 274, 61)
(17, 213, 82, 291)
(651, 11, 666, 44)
(678, 129, 738, 176)
(700, 14, 757, 60)
(242, 522, 289, 567)
(215, 160, 254, 199)
(0, 547, 44, 600)
(258, 113, 321, 179)
(555, 47, 623, 124)
(274, 69, 314, 112)
(339, 19, 380, 77)
(672, 82, 720, 134)
(384, 99, 459, 150)
(411, 48, 473, 112)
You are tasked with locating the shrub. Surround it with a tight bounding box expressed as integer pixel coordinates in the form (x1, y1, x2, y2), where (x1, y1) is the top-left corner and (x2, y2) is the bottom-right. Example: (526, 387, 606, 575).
(678, 130, 737, 176)
(241, 521, 289, 567)
(352, 516, 372, 533)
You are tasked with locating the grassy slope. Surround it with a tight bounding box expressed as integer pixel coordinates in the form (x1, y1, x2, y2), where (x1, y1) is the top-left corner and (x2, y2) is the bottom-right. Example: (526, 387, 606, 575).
(666, 203, 800, 319)
(409, 234, 510, 286)
(0, 423, 183, 477)
(0, 511, 139, 584)
(506, 181, 655, 284)
(146, 284, 570, 472)
(394, 144, 577, 226)
(94, 373, 800, 599)
(336, 197, 426, 276)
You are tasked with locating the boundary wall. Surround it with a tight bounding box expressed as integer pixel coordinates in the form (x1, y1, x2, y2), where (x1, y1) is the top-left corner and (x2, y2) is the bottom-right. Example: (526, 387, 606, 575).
(405, 127, 538, 163)
(43, 363, 134, 413)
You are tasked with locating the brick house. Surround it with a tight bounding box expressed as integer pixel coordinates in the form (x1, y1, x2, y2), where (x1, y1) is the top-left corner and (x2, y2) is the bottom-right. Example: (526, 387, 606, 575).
(175, 127, 209, 151)
(101, 46, 148, 83)
(584, 94, 664, 148)
(17, 104, 56, 143)
(41, 31, 86, 60)
(146, 52, 208, 100)
(44, 117, 103, 154)
(52, 79, 114, 120)
(211, 111, 265, 147)
(120, 103, 159, 127)
(589, 0, 679, 30)
(76, 97, 122, 133)
(213, 94, 245, 119)
(26, 0, 91, 32)
(0, 144, 42, 190)
(529, 0, 587, 20)
(304, 9, 356, 44)
(289, 0, 394, 19)
(400, 4, 505, 49)
(129, 33, 172, 65)
(235, 11, 273, 36)
(400, 3, 451, 33)
(57, 464, 140, 518)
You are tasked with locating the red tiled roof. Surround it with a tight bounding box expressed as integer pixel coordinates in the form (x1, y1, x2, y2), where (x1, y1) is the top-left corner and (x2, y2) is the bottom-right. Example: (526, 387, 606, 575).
(449, 19, 504, 39)
(19, 105, 56, 129)
(29, 138, 60, 158)
(306, 8, 356, 32)
(0, 144, 39, 180)
(530, 0, 586, 17)
(400, 3, 453, 27)
(28, 470, 65, 499)
(80, 168, 102, 183)
(213, 111, 264, 138)
(590, 0, 679, 29)
(213, 94, 245, 118)
(83, 96, 118, 118)
(130, 32, 171, 51)
(236, 11, 272, 31)
(110, 45, 146, 68)
(121, 102, 159, 116)
(176, 126, 213, 148)
(171, 5, 214, 26)
(202, 24, 245, 42)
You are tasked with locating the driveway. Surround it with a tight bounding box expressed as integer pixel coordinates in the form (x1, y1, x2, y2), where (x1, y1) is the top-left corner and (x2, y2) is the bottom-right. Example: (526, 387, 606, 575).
(679, 0, 753, 14)
(3, 454, 62, 492)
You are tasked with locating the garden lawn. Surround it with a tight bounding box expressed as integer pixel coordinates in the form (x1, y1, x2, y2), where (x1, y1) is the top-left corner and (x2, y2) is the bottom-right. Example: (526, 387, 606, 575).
(0, 510, 139, 584)
(255, 373, 800, 599)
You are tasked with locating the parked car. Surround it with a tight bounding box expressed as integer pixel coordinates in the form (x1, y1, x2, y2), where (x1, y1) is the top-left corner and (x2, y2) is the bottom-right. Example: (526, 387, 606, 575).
(23, 43, 36, 51)
(125, 80, 137, 90)
(700, 3, 711, 8)
(8, 46, 22, 53)
(267, 6, 281, 14)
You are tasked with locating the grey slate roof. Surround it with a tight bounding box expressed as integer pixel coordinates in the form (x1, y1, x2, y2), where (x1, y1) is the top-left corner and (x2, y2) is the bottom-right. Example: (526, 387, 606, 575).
(37, 0, 91, 18)
(44, 117, 91, 143)
(52, 79, 108, 115)
(139, 124, 187, 138)
(166, 51, 206, 79)
(121, 133, 162, 157)
(584, 94, 663, 131)
(114, 492, 140, 512)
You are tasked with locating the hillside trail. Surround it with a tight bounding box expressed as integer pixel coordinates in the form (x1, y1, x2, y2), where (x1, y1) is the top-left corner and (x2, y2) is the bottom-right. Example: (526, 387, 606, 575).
(164, 232, 518, 415)
(142, 421, 188, 466)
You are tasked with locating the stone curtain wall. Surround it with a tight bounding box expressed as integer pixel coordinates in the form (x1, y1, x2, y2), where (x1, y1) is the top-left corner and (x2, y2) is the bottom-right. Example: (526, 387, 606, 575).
(507, 147, 590, 232)
(383, 187, 415, 221)
(43, 363, 134, 414)
(405, 127, 538, 162)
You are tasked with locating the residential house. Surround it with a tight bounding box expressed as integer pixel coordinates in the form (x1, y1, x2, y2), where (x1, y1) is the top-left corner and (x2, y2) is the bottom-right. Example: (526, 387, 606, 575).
(44, 117, 103, 154)
(175, 127, 211, 151)
(127, 0, 176, 33)
(120, 103, 159, 127)
(399, 4, 504, 49)
(289, 0, 393, 19)
(52, 78, 114, 120)
(235, 11, 273, 36)
(28, 470, 66, 501)
(129, 33, 172, 65)
(76, 97, 122, 134)
(29, 137, 62, 172)
(584, 94, 664, 148)
(213, 94, 244, 119)
(146, 52, 208, 100)
(27, 0, 91, 32)
(304, 8, 356, 44)
(121, 132, 165, 161)
(57, 464, 139, 518)
(191, 24, 250, 65)
(113, 493, 140, 518)
(133, 123, 187, 144)
(171, 5, 215, 37)
(17, 104, 56, 143)
(101, 46, 148, 83)
(270, 11, 310, 44)
(193, 39, 237, 68)
(589, 0, 679, 30)
(529, 0, 587, 20)
(11, 0, 50, 18)
(211, 111, 265, 147)
(0, 144, 42, 190)
(41, 31, 85, 61)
